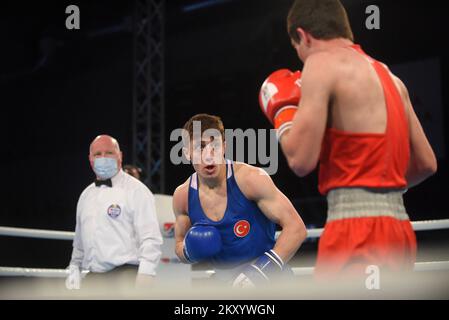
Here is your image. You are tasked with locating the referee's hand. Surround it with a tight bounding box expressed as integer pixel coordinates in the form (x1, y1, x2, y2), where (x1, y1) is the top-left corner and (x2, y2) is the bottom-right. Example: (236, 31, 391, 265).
(65, 265, 81, 290)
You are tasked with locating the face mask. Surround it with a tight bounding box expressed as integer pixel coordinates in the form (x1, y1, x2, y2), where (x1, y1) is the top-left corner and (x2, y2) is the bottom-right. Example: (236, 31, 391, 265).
(93, 157, 118, 180)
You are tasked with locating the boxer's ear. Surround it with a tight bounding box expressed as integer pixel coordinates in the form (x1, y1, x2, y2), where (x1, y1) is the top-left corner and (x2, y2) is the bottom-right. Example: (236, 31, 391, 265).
(181, 129, 192, 162)
(183, 146, 191, 162)
(223, 140, 226, 153)
(296, 28, 312, 46)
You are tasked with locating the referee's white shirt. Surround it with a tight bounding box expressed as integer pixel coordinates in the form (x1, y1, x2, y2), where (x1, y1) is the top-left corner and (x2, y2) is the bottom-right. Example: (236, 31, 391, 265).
(68, 169, 163, 276)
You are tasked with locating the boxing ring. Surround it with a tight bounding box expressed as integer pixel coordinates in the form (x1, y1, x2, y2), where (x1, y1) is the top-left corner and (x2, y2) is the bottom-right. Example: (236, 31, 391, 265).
(1, 194, 449, 299)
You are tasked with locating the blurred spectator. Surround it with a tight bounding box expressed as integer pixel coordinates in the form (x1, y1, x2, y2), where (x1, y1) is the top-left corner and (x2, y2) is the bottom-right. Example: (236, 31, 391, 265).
(124, 164, 143, 181)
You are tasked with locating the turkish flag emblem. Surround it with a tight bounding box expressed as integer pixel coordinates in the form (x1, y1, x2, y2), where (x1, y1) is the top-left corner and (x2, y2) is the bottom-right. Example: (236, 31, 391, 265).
(233, 220, 250, 238)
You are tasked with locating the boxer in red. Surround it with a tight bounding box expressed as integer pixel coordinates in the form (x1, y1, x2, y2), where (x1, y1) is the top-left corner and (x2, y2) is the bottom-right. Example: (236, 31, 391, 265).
(259, 0, 437, 279)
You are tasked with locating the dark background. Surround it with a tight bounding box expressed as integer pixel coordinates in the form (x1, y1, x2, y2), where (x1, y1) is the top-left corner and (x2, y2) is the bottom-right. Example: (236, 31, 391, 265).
(0, 0, 447, 268)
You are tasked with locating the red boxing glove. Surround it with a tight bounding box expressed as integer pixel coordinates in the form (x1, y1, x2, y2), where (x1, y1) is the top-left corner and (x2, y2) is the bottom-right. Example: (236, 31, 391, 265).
(259, 69, 302, 139)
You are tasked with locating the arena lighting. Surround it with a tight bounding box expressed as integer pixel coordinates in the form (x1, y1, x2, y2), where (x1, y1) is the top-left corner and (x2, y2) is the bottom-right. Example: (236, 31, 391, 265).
(182, 0, 234, 13)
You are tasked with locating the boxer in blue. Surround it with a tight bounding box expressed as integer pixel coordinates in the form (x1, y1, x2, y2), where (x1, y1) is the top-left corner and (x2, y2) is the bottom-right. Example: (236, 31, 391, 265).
(173, 113, 307, 287)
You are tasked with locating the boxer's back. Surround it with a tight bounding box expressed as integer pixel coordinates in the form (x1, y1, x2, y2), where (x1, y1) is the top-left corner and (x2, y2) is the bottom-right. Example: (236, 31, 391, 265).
(317, 44, 410, 194)
(327, 45, 406, 133)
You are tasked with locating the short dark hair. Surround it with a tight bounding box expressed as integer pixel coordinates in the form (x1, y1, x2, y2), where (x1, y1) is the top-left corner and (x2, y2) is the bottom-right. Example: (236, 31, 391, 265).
(123, 164, 141, 173)
(287, 0, 354, 43)
(123, 164, 143, 180)
(182, 113, 225, 144)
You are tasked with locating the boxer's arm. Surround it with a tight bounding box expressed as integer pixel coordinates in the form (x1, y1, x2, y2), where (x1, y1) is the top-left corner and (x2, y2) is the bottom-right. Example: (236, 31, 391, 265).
(172, 182, 192, 262)
(237, 164, 307, 263)
(280, 52, 333, 177)
(395, 78, 437, 188)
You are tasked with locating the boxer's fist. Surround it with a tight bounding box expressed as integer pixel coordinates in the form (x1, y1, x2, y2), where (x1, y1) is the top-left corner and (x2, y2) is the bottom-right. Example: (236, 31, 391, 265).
(259, 69, 302, 139)
(183, 224, 222, 263)
(232, 249, 284, 288)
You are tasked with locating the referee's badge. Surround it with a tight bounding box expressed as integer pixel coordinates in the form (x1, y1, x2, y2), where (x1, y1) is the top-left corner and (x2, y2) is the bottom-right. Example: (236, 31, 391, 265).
(107, 204, 121, 218)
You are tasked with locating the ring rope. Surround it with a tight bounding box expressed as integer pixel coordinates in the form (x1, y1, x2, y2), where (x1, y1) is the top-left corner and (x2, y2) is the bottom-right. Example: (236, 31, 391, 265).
(1, 261, 449, 278)
(191, 261, 449, 278)
(1, 218, 449, 240)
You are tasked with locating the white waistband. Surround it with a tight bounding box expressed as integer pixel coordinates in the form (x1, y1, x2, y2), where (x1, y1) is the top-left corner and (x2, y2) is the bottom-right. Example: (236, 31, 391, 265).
(326, 188, 410, 222)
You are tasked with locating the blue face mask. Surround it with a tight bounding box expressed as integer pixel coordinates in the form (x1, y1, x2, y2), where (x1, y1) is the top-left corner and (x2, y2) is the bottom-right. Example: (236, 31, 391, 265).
(93, 157, 119, 180)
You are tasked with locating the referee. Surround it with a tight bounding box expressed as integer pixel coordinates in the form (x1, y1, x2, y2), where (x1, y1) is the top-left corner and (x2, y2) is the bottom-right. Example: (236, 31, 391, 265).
(65, 135, 163, 291)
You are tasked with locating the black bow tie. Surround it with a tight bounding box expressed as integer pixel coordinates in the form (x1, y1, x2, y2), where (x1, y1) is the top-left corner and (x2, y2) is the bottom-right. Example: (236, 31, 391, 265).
(95, 179, 112, 187)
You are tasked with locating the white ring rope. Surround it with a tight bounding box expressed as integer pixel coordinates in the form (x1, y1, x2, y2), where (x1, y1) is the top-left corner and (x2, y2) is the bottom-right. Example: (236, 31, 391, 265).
(1, 219, 449, 240)
(2, 261, 448, 278)
(0, 267, 89, 278)
(192, 261, 449, 278)
(0, 227, 74, 240)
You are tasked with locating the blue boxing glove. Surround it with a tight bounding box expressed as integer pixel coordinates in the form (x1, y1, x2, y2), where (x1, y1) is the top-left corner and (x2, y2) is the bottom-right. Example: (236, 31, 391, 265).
(232, 249, 284, 288)
(183, 224, 222, 263)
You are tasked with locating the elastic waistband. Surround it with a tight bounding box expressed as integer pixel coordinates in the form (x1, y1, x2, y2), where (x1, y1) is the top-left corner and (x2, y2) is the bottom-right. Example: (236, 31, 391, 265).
(326, 188, 409, 222)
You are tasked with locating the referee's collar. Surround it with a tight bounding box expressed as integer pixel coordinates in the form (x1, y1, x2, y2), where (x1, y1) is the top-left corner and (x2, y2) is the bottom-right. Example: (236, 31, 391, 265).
(95, 169, 124, 188)
(111, 169, 125, 186)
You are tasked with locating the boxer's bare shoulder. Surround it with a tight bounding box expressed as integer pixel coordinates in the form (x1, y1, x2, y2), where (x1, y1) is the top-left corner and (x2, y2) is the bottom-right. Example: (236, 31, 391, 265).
(233, 162, 274, 201)
(301, 50, 338, 91)
(304, 50, 336, 71)
(391, 74, 412, 115)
